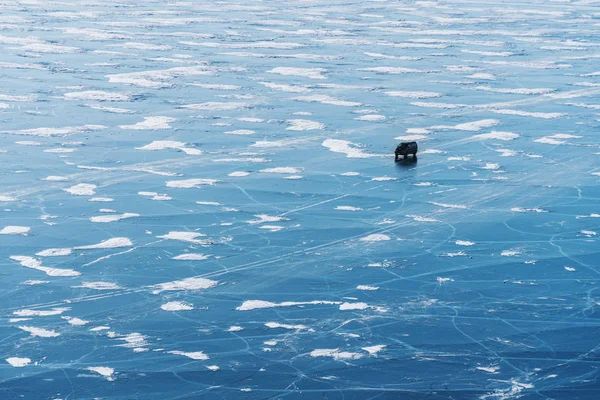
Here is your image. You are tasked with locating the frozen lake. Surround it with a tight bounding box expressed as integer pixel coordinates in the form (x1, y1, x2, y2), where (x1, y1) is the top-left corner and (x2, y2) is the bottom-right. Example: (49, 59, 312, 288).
(1, 0, 600, 399)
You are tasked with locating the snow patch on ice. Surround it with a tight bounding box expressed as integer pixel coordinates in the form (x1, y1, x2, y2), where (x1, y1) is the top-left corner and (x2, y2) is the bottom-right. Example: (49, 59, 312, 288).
(490, 109, 565, 119)
(335, 206, 362, 211)
(360, 234, 390, 242)
(64, 183, 96, 196)
(292, 94, 360, 107)
(268, 67, 326, 79)
(228, 171, 250, 177)
(357, 285, 379, 291)
(355, 114, 386, 121)
(385, 91, 442, 99)
(77, 238, 132, 250)
(6, 357, 31, 367)
(119, 116, 175, 130)
(473, 131, 519, 141)
(168, 350, 209, 360)
(237, 300, 341, 311)
(87, 366, 115, 380)
(161, 302, 194, 311)
(322, 139, 372, 158)
(90, 213, 139, 223)
(0, 226, 30, 235)
(166, 178, 218, 188)
(260, 167, 302, 174)
(265, 322, 313, 331)
(73, 281, 123, 290)
(5, 125, 105, 137)
(310, 348, 363, 360)
(18, 326, 60, 338)
(181, 102, 249, 111)
(64, 91, 130, 101)
(152, 277, 218, 294)
(10, 256, 80, 277)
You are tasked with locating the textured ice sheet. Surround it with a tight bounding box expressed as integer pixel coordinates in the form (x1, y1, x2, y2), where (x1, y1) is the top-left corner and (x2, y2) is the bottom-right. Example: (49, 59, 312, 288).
(1, 1, 600, 399)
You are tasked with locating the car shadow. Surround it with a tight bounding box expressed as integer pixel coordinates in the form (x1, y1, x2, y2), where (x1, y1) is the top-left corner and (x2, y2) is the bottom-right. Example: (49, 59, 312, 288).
(394, 156, 418, 169)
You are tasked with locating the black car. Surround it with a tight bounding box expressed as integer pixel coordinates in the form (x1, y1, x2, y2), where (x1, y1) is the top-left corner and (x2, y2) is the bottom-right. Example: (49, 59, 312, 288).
(395, 141, 418, 162)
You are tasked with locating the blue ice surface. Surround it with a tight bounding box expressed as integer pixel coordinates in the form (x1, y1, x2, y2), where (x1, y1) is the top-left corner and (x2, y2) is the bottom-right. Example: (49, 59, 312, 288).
(1, 0, 600, 399)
